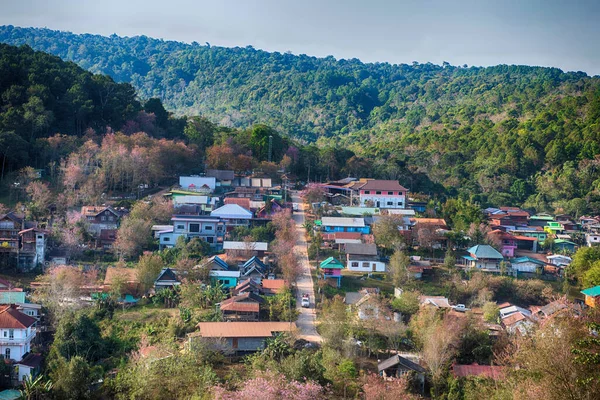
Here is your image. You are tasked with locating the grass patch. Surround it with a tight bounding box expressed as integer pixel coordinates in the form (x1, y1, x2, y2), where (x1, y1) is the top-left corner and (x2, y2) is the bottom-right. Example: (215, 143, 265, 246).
(115, 304, 179, 323)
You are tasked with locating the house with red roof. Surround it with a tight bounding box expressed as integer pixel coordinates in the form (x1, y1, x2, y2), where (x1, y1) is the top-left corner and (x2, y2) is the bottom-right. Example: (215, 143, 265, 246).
(0, 304, 40, 381)
(347, 179, 408, 209)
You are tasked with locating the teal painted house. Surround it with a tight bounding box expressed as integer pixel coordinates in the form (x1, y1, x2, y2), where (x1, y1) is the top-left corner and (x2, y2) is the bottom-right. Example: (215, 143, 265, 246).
(320, 257, 345, 288)
(553, 239, 576, 253)
(200, 255, 241, 288)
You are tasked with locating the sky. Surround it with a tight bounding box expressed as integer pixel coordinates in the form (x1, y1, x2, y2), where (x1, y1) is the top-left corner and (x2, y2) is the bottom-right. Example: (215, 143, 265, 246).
(1, 0, 599, 75)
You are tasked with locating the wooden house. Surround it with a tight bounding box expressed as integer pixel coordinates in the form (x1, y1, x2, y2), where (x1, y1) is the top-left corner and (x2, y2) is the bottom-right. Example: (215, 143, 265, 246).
(581, 285, 600, 308)
(320, 257, 344, 287)
(188, 322, 296, 353)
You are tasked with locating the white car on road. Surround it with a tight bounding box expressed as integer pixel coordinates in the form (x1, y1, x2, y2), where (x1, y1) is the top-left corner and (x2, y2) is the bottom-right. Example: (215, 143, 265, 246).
(301, 294, 310, 308)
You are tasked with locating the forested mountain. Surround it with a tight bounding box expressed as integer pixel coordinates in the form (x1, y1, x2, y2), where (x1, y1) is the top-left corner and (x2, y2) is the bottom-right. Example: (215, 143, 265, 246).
(3, 26, 600, 214)
(0, 42, 142, 176)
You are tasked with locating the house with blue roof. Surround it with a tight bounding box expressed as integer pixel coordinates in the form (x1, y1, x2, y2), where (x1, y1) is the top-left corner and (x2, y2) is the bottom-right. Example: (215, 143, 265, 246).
(510, 256, 546, 274)
(241, 256, 268, 283)
(462, 245, 504, 271)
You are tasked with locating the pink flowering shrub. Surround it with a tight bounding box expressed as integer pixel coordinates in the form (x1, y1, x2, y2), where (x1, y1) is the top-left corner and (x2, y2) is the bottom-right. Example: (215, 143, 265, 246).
(211, 371, 324, 400)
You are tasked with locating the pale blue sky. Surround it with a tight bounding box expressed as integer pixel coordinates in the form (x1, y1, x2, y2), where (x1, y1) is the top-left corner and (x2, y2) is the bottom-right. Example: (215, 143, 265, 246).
(1, 0, 599, 75)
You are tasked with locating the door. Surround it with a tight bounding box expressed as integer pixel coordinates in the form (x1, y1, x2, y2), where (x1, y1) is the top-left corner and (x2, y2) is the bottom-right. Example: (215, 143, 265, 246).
(232, 338, 238, 349)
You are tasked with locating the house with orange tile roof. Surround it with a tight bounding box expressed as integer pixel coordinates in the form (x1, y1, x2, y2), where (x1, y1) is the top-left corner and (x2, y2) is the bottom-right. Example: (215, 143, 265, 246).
(188, 322, 296, 353)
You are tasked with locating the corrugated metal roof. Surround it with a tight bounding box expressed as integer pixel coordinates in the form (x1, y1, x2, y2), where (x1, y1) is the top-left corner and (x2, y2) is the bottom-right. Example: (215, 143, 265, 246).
(223, 241, 268, 251)
(194, 322, 296, 338)
(345, 243, 377, 256)
(466, 245, 504, 260)
(452, 364, 505, 380)
(220, 302, 259, 312)
(582, 285, 600, 297)
(321, 217, 365, 227)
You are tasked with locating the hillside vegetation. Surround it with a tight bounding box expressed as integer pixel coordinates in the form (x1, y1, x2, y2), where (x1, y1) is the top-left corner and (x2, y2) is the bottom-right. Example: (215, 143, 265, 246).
(3, 26, 600, 213)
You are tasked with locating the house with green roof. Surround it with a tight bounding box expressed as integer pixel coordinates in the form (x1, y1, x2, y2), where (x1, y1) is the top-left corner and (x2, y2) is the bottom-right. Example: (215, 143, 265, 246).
(320, 257, 344, 288)
(463, 245, 504, 272)
(581, 285, 600, 308)
(553, 239, 576, 253)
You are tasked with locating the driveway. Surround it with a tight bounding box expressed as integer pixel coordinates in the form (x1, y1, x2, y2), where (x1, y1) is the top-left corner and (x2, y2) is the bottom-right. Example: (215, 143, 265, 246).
(291, 192, 323, 343)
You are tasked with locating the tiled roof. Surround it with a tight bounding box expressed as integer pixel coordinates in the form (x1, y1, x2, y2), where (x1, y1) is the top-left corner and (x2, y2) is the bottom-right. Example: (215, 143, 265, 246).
(261, 279, 286, 293)
(223, 197, 251, 210)
(193, 322, 296, 338)
(358, 180, 408, 191)
(452, 364, 505, 380)
(0, 305, 36, 329)
(220, 302, 259, 313)
(16, 353, 42, 368)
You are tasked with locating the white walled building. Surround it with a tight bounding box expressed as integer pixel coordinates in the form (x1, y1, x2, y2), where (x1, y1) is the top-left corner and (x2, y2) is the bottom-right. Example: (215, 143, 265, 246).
(0, 305, 37, 363)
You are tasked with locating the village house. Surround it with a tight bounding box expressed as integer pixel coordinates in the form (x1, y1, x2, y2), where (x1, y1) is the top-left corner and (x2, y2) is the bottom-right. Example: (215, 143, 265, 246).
(586, 233, 600, 247)
(223, 197, 252, 211)
(419, 295, 452, 309)
(0, 304, 39, 382)
(223, 241, 268, 258)
(198, 256, 240, 288)
(205, 169, 235, 186)
(344, 243, 386, 272)
(378, 354, 426, 392)
(581, 285, 600, 308)
(553, 239, 576, 253)
(345, 179, 408, 209)
(462, 245, 504, 271)
(489, 230, 518, 257)
(320, 257, 344, 287)
(320, 217, 370, 234)
(260, 279, 286, 296)
(17, 227, 47, 270)
(219, 293, 264, 321)
(546, 254, 572, 268)
(509, 227, 548, 245)
(240, 256, 268, 283)
(0, 212, 47, 270)
(510, 256, 545, 274)
(210, 204, 253, 232)
(81, 206, 122, 235)
(486, 207, 530, 228)
(159, 215, 226, 250)
(154, 268, 181, 291)
(188, 322, 296, 353)
(231, 176, 272, 188)
(410, 218, 449, 249)
(179, 176, 216, 193)
(172, 193, 218, 214)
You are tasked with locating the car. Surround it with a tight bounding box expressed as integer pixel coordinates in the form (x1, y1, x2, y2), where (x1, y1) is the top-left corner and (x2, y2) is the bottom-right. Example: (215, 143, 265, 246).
(301, 296, 310, 308)
(292, 203, 299, 211)
(452, 304, 470, 312)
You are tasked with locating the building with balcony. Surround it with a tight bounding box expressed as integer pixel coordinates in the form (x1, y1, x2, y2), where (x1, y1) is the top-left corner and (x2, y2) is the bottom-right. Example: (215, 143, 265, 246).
(0, 305, 36, 363)
(159, 215, 226, 249)
(347, 179, 408, 209)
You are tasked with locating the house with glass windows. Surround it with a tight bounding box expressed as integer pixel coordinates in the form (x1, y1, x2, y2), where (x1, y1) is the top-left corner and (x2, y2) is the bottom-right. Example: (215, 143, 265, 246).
(159, 215, 226, 250)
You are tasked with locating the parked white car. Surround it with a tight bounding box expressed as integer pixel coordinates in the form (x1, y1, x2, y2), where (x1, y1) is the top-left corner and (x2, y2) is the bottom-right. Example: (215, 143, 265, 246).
(301, 294, 310, 308)
(452, 304, 470, 312)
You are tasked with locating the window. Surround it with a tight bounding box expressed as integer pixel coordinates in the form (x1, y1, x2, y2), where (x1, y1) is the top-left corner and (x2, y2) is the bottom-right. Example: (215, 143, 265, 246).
(364, 191, 370, 194)
(37, 235, 43, 240)
(163, 237, 170, 242)
(108, 216, 114, 221)
(217, 226, 223, 232)
(376, 191, 382, 195)
(388, 191, 394, 195)
(362, 262, 370, 268)
(207, 237, 214, 243)
(189, 223, 200, 233)
(3, 331, 6, 338)
(398, 202, 402, 205)
(101, 216, 106, 221)
(176, 225, 184, 230)
(387, 202, 393, 206)
(4, 349, 9, 359)
(9, 329, 13, 340)
(351, 262, 359, 267)
(205, 225, 213, 231)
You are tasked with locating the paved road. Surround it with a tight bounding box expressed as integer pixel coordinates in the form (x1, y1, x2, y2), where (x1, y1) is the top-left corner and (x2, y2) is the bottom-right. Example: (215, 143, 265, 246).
(291, 192, 323, 343)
